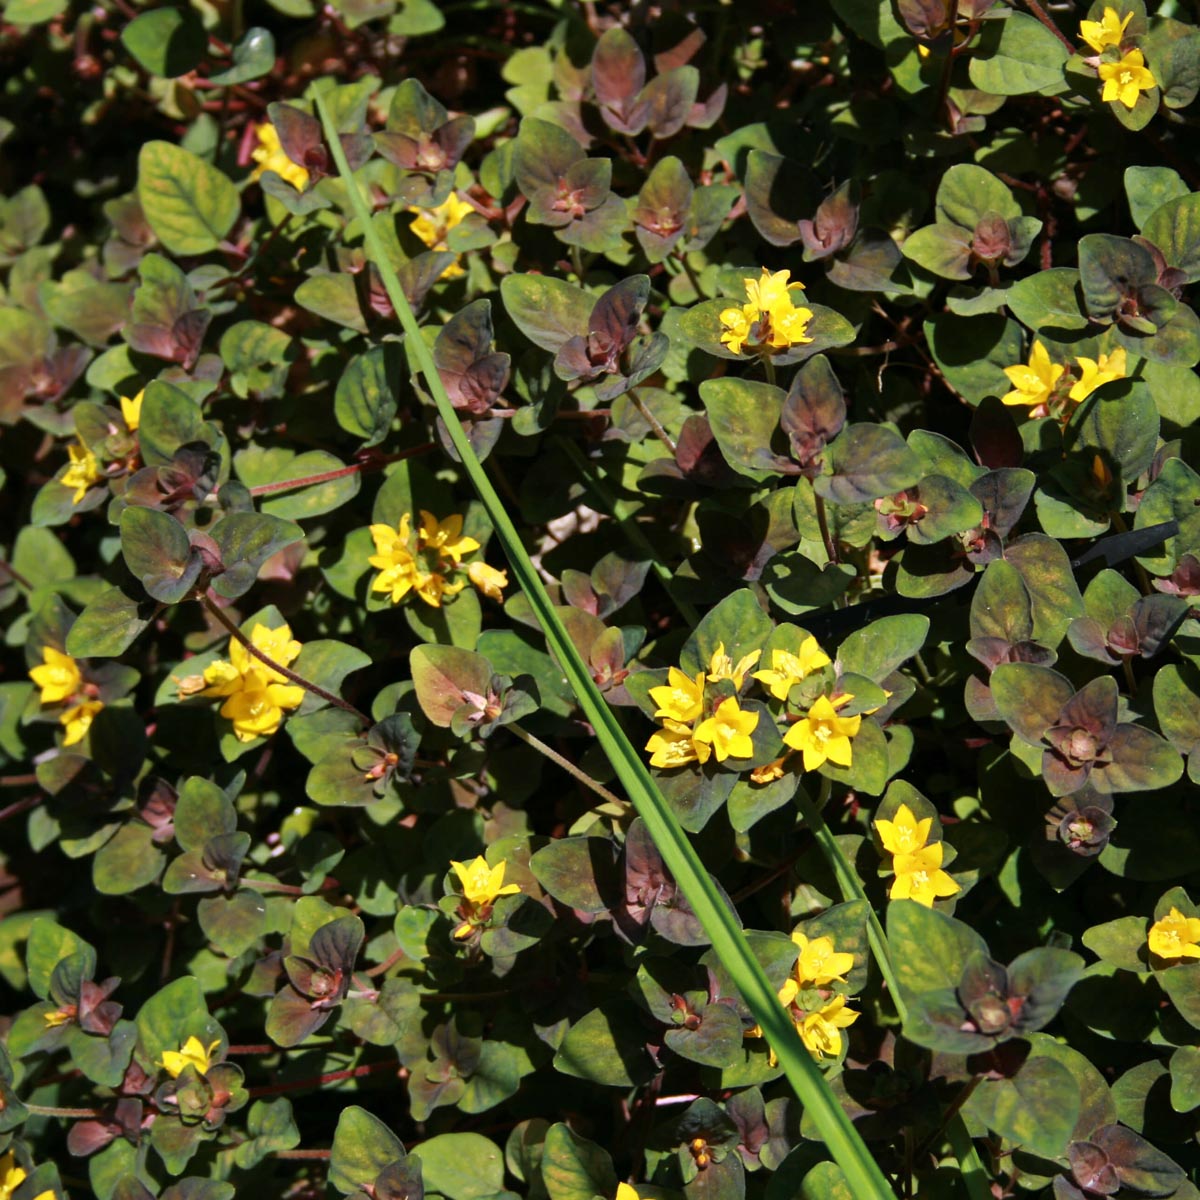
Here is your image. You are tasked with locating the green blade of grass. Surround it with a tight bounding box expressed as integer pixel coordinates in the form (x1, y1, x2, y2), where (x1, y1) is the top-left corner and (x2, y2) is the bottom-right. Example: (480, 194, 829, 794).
(316, 93, 897, 1200)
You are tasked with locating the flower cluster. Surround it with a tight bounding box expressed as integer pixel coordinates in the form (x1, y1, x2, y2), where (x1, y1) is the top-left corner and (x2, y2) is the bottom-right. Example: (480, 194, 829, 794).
(198, 623, 306, 743)
(719, 268, 814, 356)
(1001, 340, 1127, 416)
(409, 192, 475, 278)
(643, 635, 869, 779)
(1148, 906, 1200, 961)
(644, 644, 761, 767)
(747, 928, 860, 1064)
(368, 510, 507, 608)
(29, 647, 103, 746)
(874, 803, 960, 907)
(449, 855, 520, 940)
(250, 121, 309, 192)
(1079, 8, 1156, 110)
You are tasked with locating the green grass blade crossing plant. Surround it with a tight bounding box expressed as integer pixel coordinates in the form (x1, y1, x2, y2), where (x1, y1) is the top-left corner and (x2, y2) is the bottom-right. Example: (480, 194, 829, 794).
(314, 92, 898, 1200)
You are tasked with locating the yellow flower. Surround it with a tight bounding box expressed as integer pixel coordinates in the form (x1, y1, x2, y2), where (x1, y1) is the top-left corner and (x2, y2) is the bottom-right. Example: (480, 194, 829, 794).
(418, 510, 480, 565)
(874, 802, 933, 855)
(790, 931, 855, 988)
(645, 721, 711, 769)
(250, 122, 309, 192)
(782, 694, 862, 772)
(30, 647, 82, 704)
(61, 440, 102, 503)
(468, 560, 508, 602)
(160, 1035, 220, 1079)
(616, 1186, 641, 1200)
(648, 666, 706, 725)
(1080, 6, 1132, 53)
(1069, 347, 1127, 401)
(1148, 907, 1200, 960)
(1001, 340, 1065, 408)
(753, 638, 832, 701)
(693, 696, 759, 762)
(61, 699, 104, 746)
(890, 841, 961, 907)
(0, 1152, 27, 1200)
(409, 193, 475, 278)
(706, 642, 762, 689)
(200, 623, 305, 743)
(43, 1006, 76, 1028)
(450, 855, 521, 939)
(718, 268, 814, 356)
(120, 388, 144, 432)
(797, 993, 859, 1060)
(369, 516, 423, 605)
(1098, 48, 1157, 109)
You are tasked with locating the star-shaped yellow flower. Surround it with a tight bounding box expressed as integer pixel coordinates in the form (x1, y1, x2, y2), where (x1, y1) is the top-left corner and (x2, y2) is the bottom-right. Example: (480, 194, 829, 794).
(1069, 347, 1127, 401)
(782, 694, 861, 772)
(450, 856, 521, 939)
(160, 1035, 220, 1079)
(796, 993, 859, 1060)
(645, 720, 711, 769)
(61, 699, 104, 746)
(1079, 6, 1132, 53)
(1001, 340, 1065, 408)
(890, 841, 961, 907)
(648, 666, 706, 725)
(693, 696, 759, 762)
(251, 122, 309, 192)
(719, 268, 814, 356)
(61, 440, 102, 503)
(753, 638, 831, 701)
(706, 642, 761, 689)
(874, 802, 933, 855)
(200, 623, 305, 742)
(1148, 907, 1200, 960)
(409, 193, 475, 279)
(1098, 49, 1156, 109)
(418, 510, 480, 566)
(30, 647, 82, 705)
(791, 931, 855, 988)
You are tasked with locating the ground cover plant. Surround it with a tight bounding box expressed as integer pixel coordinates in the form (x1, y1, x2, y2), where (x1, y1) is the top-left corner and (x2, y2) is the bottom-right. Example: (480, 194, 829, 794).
(2, 0, 1200, 1197)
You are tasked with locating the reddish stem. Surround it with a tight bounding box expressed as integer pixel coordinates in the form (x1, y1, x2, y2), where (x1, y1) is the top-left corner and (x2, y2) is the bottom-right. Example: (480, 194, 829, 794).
(0, 795, 41, 824)
(245, 443, 437, 498)
(246, 1057, 398, 1099)
(1022, 0, 1075, 52)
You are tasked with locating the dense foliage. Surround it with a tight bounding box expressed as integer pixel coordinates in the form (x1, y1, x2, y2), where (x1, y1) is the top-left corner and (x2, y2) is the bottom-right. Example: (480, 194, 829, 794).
(2, 0, 1200, 1198)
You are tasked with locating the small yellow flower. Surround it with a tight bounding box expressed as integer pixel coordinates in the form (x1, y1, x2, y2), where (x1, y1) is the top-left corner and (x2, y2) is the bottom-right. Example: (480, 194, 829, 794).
(874, 802, 933, 855)
(1098, 48, 1157, 109)
(159, 1035, 220, 1079)
(418, 510, 480, 565)
(718, 268, 814, 356)
(706, 642, 762, 689)
(1069, 347, 1127, 402)
(1001, 340, 1065, 408)
(890, 841, 961, 907)
(645, 721, 711, 769)
(1080, 6, 1133, 53)
(693, 696, 759, 762)
(61, 699, 104, 746)
(61, 440, 103, 504)
(753, 638, 832, 701)
(782, 694, 861, 772)
(250, 122, 309, 192)
(797, 993, 859, 1060)
(616, 1185, 641, 1200)
(369, 516, 423, 605)
(30, 647, 83, 705)
(200, 623, 305, 743)
(43, 1006, 76, 1028)
(648, 666, 706, 725)
(120, 388, 144, 432)
(450, 855, 521, 939)
(468, 560, 508, 602)
(1148, 907, 1200, 960)
(0, 1152, 27, 1200)
(791, 931, 855, 989)
(409, 193, 475, 278)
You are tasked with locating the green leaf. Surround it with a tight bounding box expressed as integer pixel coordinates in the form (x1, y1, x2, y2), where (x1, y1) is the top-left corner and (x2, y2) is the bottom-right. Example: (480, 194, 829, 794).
(138, 142, 239, 256)
(1006, 268, 1088, 334)
(138, 379, 211, 469)
(66, 584, 155, 659)
(233, 1098, 302, 1169)
(208, 513, 305, 600)
(1143, 193, 1200, 285)
(990, 663, 1073, 744)
(410, 644, 493, 728)
(335, 345, 402, 447)
(219, 321, 293, 400)
(120, 507, 200, 605)
(1125, 166, 1189, 231)
(500, 274, 592, 354)
(121, 8, 206, 77)
(329, 1105, 406, 1195)
(967, 12, 1071, 95)
(26, 918, 95, 1000)
(541, 1123, 617, 1200)
(135, 975, 222, 1069)
(816, 424, 923, 504)
(209, 27, 276, 85)
(418, 1132, 505, 1200)
(554, 1002, 658, 1086)
(967, 1055, 1080, 1158)
(887, 900, 987, 1000)
(529, 837, 618, 914)
(93, 822, 165, 896)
